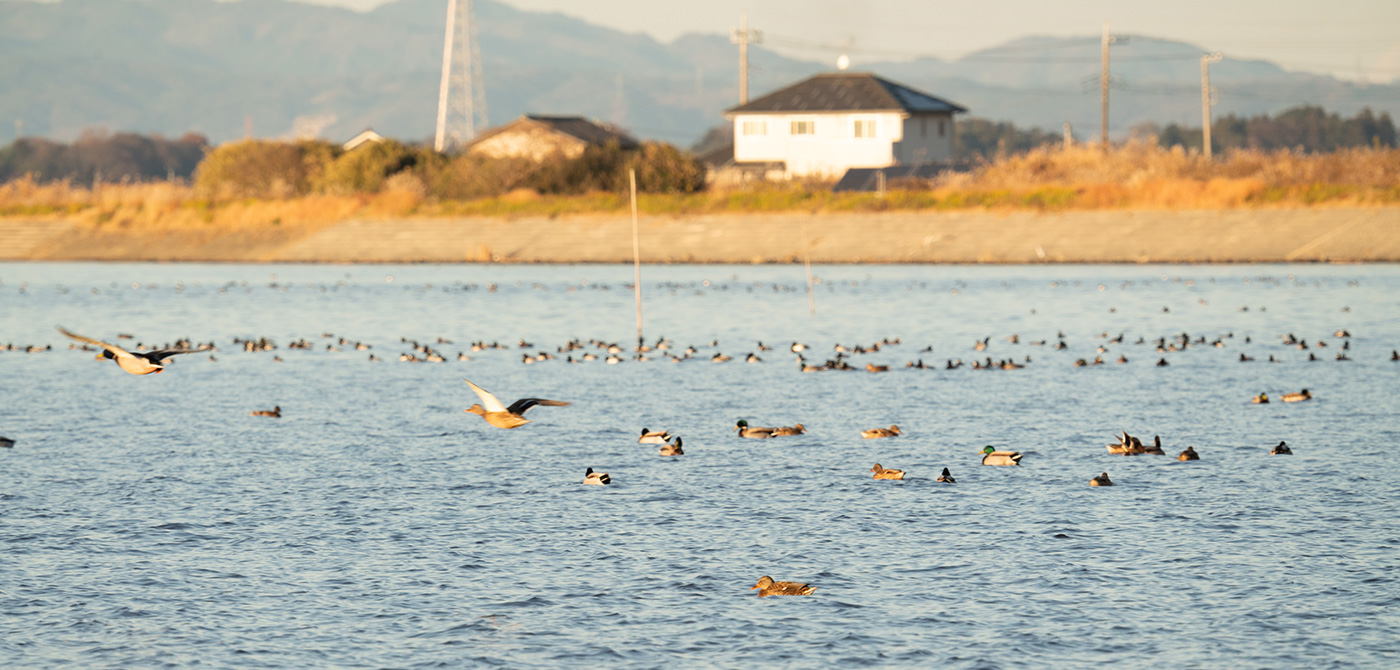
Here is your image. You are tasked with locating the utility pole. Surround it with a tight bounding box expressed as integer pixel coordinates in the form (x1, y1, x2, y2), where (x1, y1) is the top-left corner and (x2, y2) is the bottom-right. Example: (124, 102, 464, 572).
(435, 0, 488, 152)
(731, 12, 762, 104)
(1063, 122, 1072, 150)
(1100, 22, 1113, 149)
(1201, 52, 1223, 159)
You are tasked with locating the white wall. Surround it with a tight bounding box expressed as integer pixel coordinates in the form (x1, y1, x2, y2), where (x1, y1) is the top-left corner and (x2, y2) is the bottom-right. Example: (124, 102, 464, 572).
(894, 114, 955, 164)
(732, 112, 904, 177)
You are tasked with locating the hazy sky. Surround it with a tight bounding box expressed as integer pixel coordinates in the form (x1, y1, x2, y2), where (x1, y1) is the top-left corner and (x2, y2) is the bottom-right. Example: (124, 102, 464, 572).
(284, 0, 1400, 83)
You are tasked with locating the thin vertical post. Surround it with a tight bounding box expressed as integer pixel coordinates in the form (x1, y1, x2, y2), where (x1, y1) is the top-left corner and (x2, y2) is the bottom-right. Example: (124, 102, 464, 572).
(801, 219, 815, 317)
(1100, 22, 1111, 149)
(434, 0, 458, 152)
(1201, 53, 1222, 159)
(630, 169, 643, 350)
(1063, 122, 1073, 150)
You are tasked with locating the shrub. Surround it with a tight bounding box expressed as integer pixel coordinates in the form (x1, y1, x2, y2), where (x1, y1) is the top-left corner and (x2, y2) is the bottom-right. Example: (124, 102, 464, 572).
(194, 139, 338, 199)
(315, 140, 417, 194)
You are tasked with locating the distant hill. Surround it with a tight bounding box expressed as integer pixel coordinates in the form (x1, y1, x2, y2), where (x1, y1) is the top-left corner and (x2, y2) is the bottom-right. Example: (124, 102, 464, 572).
(1, 0, 1396, 146)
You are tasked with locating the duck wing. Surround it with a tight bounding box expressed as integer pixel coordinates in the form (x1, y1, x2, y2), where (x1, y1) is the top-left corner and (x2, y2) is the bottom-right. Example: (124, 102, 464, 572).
(142, 348, 200, 363)
(507, 398, 570, 415)
(57, 326, 133, 360)
(464, 379, 509, 412)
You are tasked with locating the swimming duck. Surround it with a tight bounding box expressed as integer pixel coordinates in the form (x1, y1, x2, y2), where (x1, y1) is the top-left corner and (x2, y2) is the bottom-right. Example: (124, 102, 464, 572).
(751, 576, 816, 597)
(250, 406, 281, 418)
(638, 427, 671, 444)
(936, 467, 955, 483)
(870, 463, 906, 480)
(1143, 435, 1166, 455)
(1178, 446, 1200, 461)
(981, 446, 1023, 466)
(861, 425, 901, 439)
(1281, 389, 1311, 402)
(463, 378, 570, 429)
(57, 326, 198, 376)
(1090, 472, 1114, 487)
(1252, 392, 1269, 404)
(1270, 441, 1292, 455)
(583, 467, 611, 485)
(771, 423, 807, 436)
(735, 419, 776, 438)
(0, 436, 13, 449)
(1106, 431, 1144, 455)
(865, 363, 890, 373)
(659, 438, 684, 456)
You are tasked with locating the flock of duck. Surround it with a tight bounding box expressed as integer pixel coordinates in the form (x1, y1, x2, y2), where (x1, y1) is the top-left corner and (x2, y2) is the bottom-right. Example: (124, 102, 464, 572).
(0, 321, 1361, 597)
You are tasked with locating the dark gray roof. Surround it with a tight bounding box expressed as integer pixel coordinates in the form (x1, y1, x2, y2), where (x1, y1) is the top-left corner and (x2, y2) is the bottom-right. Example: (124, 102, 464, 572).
(726, 73, 967, 115)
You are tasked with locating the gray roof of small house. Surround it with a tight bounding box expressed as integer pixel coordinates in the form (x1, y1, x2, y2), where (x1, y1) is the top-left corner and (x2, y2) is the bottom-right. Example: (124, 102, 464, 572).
(470, 115, 638, 149)
(726, 72, 967, 115)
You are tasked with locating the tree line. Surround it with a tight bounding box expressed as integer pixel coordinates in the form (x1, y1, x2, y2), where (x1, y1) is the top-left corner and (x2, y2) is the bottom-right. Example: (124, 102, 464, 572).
(0, 131, 209, 183)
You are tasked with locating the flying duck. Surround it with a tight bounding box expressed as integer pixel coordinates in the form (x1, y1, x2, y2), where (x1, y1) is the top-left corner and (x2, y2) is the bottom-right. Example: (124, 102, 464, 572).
(463, 378, 569, 429)
(57, 326, 197, 375)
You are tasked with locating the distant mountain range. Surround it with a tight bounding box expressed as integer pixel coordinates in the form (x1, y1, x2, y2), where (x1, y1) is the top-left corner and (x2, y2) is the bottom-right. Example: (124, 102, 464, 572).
(2, 0, 1396, 146)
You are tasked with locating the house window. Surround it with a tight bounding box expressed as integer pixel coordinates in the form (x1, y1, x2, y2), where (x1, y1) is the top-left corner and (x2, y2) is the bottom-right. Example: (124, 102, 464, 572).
(742, 120, 767, 136)
(853, 120, 876, 138)
(790, 120, 815, 136)
(938, 119, 946, 137)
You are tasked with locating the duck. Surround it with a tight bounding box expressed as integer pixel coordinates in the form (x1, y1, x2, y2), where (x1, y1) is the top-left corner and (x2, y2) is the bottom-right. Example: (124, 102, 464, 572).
(463, 378, 570, 429)
(861, 425, 901, 439)
(1178, 446, 1200, 461)
(1090, 472, 1114, 487)
(745, 352, 763, 363)
(57, 326, 198, 375)
(250, 405, 281, 418)
(865, 363, 890, 373)
(771, 423, 807, 436)
(638, 427, 671, 444)
(936, 467, 955, 483)
(1270, 441, 1292, 455)
(1252, 392, 1269, 404)
(751, 576, 816, 597)
(583, 467, 611, 485)
(870, 463, 906, 480)
(1143, 435, 1166, 455)
(0, 436, 13, 449)
(659, 438, 684, 456)
(980, 446, 1023, 466)
(1281, 389, 1311, 402)
(1106, 431, 1144, 455)
(735, 419, 776, 439)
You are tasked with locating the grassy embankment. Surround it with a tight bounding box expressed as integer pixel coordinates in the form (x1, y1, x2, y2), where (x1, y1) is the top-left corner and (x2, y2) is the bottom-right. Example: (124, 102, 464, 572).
(2, 144, 1397, 231)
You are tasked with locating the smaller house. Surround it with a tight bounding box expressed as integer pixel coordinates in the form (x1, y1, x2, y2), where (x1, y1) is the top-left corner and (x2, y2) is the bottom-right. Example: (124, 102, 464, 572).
(725, 72, 967, 178)
(467, 115, 638, 161)
(342, 128, 385, 151)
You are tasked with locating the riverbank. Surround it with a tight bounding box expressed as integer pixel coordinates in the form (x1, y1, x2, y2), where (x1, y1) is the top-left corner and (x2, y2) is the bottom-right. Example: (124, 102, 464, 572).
(2, 207, 1396, 263)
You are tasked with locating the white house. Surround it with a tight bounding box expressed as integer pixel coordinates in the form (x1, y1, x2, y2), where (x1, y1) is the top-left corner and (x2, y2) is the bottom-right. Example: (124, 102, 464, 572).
(725, 72, 967, 178)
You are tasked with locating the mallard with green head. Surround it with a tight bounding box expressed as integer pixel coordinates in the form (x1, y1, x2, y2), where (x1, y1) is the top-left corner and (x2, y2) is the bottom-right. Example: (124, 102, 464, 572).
(981, 446, 1023, 466)
(735, 419, 776, 439)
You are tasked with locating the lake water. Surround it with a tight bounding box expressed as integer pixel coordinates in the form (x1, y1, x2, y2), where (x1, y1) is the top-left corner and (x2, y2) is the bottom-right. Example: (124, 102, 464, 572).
(2, 262, 1398, 669)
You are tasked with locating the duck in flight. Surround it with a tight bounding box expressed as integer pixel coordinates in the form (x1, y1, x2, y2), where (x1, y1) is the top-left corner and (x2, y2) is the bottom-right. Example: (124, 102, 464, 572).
(463, 378, 569, 429)
(57, 326, 197, 375)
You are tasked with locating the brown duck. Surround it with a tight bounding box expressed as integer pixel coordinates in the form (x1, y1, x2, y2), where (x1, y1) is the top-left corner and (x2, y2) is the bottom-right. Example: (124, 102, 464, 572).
(870, 463, 906, 480)
(861, 425, 901, 439)
(463, 378, 569, 429)
(751, 576, 816, 597)
(250, 406, 281, 418)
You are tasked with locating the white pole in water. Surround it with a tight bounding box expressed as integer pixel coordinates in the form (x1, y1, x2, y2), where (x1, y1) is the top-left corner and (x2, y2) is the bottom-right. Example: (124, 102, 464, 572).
(630, 169, 643, 350)
(802, 218, 816, 317)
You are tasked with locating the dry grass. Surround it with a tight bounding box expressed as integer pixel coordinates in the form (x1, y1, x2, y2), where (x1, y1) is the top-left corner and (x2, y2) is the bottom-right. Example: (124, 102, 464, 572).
(3, 144, 1397, 227)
